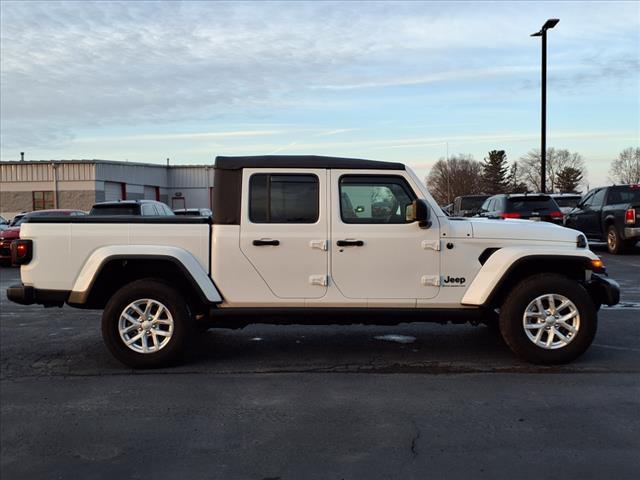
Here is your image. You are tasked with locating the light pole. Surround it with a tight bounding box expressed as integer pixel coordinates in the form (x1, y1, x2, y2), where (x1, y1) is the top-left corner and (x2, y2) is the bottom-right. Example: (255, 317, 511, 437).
(531, 18, 559, 193)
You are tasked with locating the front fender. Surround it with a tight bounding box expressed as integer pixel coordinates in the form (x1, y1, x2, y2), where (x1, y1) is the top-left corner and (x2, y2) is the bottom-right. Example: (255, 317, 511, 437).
(70, 245, 222, 303)
(461, 247, 599, 306)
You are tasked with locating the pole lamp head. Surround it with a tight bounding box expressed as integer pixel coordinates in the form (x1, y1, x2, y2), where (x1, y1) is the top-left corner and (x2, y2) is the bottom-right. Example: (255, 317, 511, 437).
(531, 18, 559, 36)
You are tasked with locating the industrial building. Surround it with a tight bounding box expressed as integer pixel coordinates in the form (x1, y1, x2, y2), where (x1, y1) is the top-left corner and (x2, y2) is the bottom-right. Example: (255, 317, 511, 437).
(0, 160, 215, 219)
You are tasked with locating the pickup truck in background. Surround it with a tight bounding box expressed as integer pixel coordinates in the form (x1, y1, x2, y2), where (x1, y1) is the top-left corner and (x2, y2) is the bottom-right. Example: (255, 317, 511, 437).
(90, 200, 175, 216)
(7, 155, 620, 368)
(0, 209, 86, 266)
(564, 184, 640, 254)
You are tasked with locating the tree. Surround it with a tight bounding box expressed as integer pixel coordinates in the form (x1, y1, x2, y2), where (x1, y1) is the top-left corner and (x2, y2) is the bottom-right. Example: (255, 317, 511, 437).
(508, 161, 529, 193)
(481, 150, 509, 194)
(519, 148, 586, 192)
(609, 147, 640, 184)
(555, 166, 583, 192)
(425, 154, 483, 205)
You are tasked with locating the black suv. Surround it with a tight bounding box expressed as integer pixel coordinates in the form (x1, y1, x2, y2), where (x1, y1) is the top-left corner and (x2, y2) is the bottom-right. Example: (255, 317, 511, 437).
(564, 185, 639, 254)
(478, 194, 563, 224)
(452, 195, 490, 217)
(90, 200, 175, 216)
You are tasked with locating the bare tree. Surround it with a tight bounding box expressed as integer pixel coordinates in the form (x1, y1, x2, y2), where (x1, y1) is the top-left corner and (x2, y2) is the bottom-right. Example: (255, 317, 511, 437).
(425, 155, 483, 205)
(609, 147, 640, 184)
(519, 148, 587, 192)
(508, 161, 529, 193)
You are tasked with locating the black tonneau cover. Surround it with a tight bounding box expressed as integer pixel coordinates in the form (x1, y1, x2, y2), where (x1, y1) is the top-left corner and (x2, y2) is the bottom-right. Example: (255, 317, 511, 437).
(212, 155, 405, 225)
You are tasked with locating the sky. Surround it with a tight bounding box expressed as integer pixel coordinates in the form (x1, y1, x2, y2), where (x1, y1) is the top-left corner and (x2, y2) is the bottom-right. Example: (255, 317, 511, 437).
(1, 0, 638, 186)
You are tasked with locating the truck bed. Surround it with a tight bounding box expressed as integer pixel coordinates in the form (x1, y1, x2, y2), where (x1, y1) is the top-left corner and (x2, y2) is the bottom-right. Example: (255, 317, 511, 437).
(20, 216, 211, 292)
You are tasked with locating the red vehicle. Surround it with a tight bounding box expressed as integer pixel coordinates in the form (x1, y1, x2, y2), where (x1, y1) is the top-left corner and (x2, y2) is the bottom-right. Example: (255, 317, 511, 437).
(0, 210, 85, 266)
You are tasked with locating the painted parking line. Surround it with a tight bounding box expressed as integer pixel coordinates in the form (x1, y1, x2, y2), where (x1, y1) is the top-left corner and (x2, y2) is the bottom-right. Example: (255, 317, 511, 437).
(602, 302, 640, 310)
(592, 343, 640, 353)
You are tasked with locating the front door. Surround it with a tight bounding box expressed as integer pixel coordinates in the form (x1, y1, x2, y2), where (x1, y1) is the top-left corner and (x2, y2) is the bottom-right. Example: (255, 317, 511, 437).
(240, 169, 328, 299)
(330, 171, 440, 301)
(571, 189, 604, 238)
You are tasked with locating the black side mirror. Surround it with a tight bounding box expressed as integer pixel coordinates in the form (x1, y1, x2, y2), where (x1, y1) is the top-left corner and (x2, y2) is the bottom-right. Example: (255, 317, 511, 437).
(406, 199, 431, 228)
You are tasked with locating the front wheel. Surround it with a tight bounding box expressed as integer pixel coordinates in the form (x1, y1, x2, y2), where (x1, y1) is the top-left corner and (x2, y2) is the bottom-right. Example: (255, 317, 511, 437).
(499, 274, 597, 364)
(102, 279, 193, 368)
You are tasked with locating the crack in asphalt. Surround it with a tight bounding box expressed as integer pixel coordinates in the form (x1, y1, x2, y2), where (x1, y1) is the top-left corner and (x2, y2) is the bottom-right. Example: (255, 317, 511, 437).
(410, 422, 421, 457)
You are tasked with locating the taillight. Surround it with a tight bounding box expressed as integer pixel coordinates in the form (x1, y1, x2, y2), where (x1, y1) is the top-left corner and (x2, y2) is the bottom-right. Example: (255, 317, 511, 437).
(625, 208, 636, 225)
(501, 212, 521, 219)
(549, 211, 563, 218)
(10, 239, 33, 265)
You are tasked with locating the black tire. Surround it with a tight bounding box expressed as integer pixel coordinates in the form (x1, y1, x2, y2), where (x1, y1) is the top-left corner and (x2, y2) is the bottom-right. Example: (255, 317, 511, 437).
(481, 309, 501, 333)
(499, 274, 597, 364)
(102, 279, 194, 368)
(606, 225, 626, 254)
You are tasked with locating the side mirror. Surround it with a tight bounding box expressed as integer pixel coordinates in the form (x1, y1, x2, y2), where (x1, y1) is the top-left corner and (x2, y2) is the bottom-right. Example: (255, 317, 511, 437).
(406, 199, 431, 228)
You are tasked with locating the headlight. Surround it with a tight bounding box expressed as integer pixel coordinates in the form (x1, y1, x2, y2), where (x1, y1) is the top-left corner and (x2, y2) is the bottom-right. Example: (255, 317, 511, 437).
(577, 234, 587, 248)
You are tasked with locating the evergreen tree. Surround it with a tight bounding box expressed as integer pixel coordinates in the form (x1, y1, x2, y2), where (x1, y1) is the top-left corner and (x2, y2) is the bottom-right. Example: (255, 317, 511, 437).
(555, 166, 583, 193)
(481, 150, 509, 194)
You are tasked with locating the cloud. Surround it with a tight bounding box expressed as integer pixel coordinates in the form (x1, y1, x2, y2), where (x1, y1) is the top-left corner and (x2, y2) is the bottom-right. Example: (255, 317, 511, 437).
(72, 129, 300, 143)
(1, 0, 638, 157)
(313, 128, 357, 137)
(313, 66, 543, 91)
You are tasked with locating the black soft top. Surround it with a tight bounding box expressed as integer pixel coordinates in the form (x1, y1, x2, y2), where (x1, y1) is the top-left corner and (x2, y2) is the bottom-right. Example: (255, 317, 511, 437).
(215, 155, 405, 171)
(212, 155, 405, 225)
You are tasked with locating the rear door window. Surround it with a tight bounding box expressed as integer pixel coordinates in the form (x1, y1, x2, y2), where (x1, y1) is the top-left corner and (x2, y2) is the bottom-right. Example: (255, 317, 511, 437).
(141, 204, 156, 216)
(249, 174, 319, 223)
(605, 186, 640, 205)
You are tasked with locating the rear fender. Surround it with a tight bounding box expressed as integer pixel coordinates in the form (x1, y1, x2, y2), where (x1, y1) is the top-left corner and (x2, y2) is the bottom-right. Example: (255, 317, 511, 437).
(70, 245, 221, 303)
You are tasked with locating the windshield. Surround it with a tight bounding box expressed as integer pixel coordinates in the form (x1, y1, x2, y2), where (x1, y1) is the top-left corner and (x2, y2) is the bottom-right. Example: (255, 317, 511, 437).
(9, 215, 24, 226)
(506, 196, 558, 213)
(606, 186, 640, 205)
(90, 205, 140, 215)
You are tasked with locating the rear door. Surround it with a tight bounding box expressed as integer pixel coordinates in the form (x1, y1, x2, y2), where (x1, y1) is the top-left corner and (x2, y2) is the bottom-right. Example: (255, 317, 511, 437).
(330, 171, 440, 302)
(239, 169, 328, 299)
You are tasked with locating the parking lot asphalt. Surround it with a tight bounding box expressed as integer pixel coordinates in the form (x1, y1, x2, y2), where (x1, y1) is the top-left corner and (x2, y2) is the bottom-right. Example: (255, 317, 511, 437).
(1, 247, 639, 479)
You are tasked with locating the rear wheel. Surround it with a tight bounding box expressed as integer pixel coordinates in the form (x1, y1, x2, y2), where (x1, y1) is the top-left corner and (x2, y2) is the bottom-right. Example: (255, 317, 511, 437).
(499, 274, 597, 364)
(607, 225, 627, 254)
(102, 279, 193, 368)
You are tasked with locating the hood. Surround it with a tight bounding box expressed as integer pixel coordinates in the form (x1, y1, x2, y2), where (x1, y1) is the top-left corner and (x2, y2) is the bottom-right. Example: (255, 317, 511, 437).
(468, 217, 579, 243)
(0, 227, 20, 240)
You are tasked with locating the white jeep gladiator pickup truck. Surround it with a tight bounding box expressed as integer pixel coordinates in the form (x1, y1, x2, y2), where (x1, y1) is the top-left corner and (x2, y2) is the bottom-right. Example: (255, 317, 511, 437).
(7, 155, 620, 368)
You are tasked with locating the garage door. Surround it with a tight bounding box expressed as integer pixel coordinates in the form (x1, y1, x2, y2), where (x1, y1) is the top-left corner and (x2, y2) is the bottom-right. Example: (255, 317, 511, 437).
(143, 186, 157, 200)
(105, 182, 124, 201)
